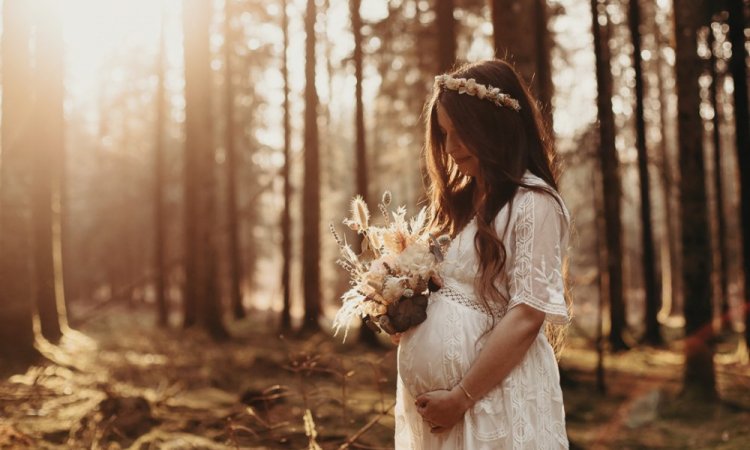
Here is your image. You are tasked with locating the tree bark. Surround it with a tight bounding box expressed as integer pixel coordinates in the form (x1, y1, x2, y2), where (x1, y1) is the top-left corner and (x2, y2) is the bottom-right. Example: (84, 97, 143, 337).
(490, 0, 554, 129)
(302, 0, 322, 332)
(155, 3, 169, 327)
(674, 0, 717, 400)
(629, 0, 662, 345)
(653, 4, 683, 321)
(224, 0, 246, 320)
(183, 0, 203, 327)
(592, 169, 608, 394)
(707, 21, 730, 333)
(280, 0, 293, 332)
(590, 0, 629, 351)
(32, 0, 66, 342)
(183, 0, 229, 339)
(435, 0, 456, 73)
(0, 0, 38, 362)
(725, 0, 750, 348)
(350, 0, 378, 346)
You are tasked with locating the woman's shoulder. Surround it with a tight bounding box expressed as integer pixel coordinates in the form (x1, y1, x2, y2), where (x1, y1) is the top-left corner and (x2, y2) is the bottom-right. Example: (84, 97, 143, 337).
(489, 171, 570, 236)
(516, 172, 568, 214)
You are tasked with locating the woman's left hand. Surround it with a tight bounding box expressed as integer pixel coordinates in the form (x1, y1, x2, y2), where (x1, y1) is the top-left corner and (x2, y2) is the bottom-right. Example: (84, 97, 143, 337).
(414, 386, 473, 433)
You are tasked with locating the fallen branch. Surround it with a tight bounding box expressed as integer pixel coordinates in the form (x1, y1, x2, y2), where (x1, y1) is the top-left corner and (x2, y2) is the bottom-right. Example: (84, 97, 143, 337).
(337, 401, 396, 450)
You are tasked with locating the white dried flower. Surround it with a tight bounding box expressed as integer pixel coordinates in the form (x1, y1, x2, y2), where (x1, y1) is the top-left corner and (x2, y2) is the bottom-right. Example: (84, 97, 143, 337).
(382, 276, 406, 302)
(434, 74, 521, 111)
(350, 195, 370, 231)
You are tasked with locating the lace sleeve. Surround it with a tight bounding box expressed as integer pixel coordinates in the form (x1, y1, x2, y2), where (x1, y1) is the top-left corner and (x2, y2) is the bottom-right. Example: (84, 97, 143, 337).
(505, 189, 570, 324)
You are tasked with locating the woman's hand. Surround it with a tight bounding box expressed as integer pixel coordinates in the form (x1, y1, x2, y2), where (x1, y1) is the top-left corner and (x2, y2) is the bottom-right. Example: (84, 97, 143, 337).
(414, 386, 473, 433)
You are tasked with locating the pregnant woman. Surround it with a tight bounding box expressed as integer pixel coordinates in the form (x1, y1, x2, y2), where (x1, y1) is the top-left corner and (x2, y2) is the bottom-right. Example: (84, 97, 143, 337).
(394, 59, 571, 449)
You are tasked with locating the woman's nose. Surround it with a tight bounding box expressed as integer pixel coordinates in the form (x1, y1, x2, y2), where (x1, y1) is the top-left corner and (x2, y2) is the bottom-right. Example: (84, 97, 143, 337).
(445, 140, 457, 155)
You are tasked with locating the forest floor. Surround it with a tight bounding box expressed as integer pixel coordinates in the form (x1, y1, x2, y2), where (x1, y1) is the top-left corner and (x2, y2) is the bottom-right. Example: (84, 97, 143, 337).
(1, 305, 750, 450)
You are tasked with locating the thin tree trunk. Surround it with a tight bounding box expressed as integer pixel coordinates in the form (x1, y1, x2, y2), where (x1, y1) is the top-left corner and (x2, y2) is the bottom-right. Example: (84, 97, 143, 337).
(280, 0, 293, 332)
(707, 22, 730, 332)
(491, 0, 554, 129)
(674, 0, 716, 400)
(155, 3, 169, 327)
(0, 0, 38, 362)
(653, 5, 682, 321)
(350, 0, 378, 346)
(183, 0, 205, 328)
(629, 0, 662, 345)
(33, 0, 65, 343)
(592, 169, 608, 394)
(224, 0, 245, 320)
(302, 0, 322, 332)
(435, 0, 456, 73)
(534, 0, 554, 131)
(590, 0, 629, 351)
(725, 0, 750, 348)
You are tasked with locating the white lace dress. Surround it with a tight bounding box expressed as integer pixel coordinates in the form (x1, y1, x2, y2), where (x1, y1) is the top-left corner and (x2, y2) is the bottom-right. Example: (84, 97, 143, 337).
(395, 175, 571, 449)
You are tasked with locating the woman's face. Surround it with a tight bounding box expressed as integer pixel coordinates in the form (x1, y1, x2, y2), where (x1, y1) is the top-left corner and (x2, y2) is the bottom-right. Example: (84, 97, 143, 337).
(436, 103, 480, 177)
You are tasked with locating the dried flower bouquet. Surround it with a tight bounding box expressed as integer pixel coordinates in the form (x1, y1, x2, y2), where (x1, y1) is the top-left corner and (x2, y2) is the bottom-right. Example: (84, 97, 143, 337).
(330, 192, 450, 341)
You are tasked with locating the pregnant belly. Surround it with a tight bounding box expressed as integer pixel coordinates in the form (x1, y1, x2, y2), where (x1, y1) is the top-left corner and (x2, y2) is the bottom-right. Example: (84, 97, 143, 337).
(397, 290, 494, 398)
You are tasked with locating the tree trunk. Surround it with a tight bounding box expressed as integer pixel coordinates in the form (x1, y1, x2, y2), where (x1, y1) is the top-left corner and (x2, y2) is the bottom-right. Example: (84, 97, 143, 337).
(435, 0, 456, 73)
(590, 0, 629, 351)
(32, 0, 66, 343)
(350, 0, 378, 346)
(653, 4, 683, 322)
(592, 169, 608, 394)
(183, 1, 201, 328)
(0, 0, 38, 362)
(674, 0, 717, 400)
(629, 0, 662, 345)
(725, 0, 750, 348)
(224, 0, 245, 320)
(183, 0, 229, 339)
(491, 0, 554, 129)
(280, 0, 293, 333)
(155, 3, 169, 327)
(302, 0, 322, 333)
(707, 21, 730, 333)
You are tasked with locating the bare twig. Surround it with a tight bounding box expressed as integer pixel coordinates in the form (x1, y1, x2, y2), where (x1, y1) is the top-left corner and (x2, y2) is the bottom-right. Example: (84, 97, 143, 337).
(337, 401, 396, 450)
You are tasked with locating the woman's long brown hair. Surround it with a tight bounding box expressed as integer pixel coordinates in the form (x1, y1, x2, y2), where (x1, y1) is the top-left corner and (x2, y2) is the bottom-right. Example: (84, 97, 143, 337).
(423, 59, 570, 355)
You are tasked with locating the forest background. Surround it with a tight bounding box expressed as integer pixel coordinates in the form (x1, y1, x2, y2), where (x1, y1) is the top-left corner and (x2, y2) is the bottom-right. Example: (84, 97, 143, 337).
(0, 0, 749, 448)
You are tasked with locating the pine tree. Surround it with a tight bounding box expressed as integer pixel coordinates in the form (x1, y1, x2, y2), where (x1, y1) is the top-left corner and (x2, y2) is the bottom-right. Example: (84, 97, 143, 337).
(302, 0, 322, 333)
(32, 0, 67, 342)
(183, 0, 229, 339)
(628, 0, 662, 345)
(590, 0, 629, 351)
(674, 0, 716, 399)
(280, 0, 293, 332)
(0, 0, 38, 362)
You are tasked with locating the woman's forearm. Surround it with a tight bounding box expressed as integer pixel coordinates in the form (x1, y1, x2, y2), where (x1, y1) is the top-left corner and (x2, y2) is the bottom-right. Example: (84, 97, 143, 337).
(457, 304, 545, 404)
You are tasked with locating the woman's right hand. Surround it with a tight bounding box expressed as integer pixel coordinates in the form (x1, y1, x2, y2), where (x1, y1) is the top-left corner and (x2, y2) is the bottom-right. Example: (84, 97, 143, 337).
(390, 332, 403, 345)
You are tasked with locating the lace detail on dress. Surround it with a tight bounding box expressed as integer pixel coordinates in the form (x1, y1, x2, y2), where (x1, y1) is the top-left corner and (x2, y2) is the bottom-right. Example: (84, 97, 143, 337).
(506, 189, 570, 325)
(439, 283, 503, 318)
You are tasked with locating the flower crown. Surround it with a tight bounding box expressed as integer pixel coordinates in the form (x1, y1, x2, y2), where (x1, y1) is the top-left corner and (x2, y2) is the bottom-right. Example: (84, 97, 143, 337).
(434, 74, 521, 112)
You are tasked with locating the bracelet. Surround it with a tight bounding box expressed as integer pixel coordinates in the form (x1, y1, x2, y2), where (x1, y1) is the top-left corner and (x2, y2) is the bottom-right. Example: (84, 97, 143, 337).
(457, 381, 475, 402)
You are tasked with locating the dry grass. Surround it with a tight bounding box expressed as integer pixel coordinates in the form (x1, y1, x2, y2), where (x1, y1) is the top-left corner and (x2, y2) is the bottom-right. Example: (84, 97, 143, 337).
(1, 306, 749, 449)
